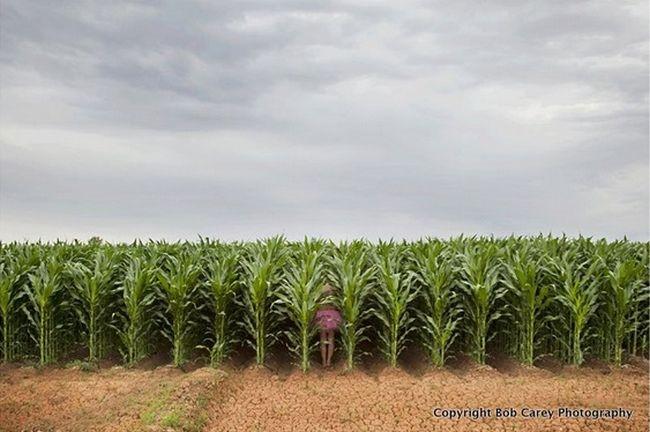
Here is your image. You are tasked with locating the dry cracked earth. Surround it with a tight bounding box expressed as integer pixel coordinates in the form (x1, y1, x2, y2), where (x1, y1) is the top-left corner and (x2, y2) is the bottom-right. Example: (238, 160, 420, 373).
(0, 354, 648, 432)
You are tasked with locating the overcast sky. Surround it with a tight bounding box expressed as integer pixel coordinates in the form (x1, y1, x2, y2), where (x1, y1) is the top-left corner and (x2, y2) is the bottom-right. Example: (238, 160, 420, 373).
(0, 0, 648, 242)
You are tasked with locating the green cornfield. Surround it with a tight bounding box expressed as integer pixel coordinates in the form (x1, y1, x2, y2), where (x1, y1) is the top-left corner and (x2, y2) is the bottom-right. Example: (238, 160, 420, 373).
(0, 236, 648, 370)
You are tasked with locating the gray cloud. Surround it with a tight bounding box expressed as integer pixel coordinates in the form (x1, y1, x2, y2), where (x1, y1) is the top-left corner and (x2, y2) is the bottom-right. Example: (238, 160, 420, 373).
(1, 0, 648, 242)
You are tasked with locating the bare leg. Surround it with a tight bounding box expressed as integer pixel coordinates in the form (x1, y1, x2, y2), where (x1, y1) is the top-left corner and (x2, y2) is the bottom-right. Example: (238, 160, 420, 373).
(320, 330, 327, 367)
(326, 330, 335, 367)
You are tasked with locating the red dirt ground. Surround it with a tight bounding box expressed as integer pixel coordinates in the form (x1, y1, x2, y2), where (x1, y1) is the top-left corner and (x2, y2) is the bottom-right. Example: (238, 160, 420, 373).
(0, 356, 648, 432)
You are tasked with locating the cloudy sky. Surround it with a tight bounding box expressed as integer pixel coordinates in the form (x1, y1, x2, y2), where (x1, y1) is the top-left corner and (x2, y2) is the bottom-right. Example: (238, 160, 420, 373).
(0, 0, 648, 242)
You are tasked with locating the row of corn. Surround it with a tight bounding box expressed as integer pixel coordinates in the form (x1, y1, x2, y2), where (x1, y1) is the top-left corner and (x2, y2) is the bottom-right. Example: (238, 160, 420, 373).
(0, 236, 648, 371)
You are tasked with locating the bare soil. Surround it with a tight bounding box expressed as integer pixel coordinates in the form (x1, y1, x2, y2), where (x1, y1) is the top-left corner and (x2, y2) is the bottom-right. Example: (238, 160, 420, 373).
(0, 356, 647, 432)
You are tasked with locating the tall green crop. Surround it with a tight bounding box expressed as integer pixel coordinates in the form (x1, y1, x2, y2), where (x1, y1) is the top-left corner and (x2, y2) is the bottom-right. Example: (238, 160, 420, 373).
(411, 240, 460, 367)
(631, 244, 650, 357)
(241, 236, 288, 365)
(374, 242, 417, 367)
(460, 243, 505, 364)
(0, 245, 39, 362)
(202, 244, 241, 367)
(157, 251, 202, 367)
(604, 259, 643, 366)
(277, 240, 325, 372)
(67, 249, 117, 362)
(25, 257, 66, 365)
(0, 263, 19, 363)
(0, 257, 26, 363)
(0, 236, 647, 368)
(502, 246, 551, 365)
(553, 252, 600, 365)
(115, 256, 156, 366)
(329, 240, 375, 369)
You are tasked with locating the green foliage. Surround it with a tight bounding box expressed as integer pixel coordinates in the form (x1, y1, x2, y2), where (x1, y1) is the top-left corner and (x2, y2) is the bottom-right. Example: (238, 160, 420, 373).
(0, 236, 647, 369)
(115, 255, 157, 366)
(67, 249, 117, 362)
(329, 240, 375, 369)
(156, 250, 202, 367)
(277, 238, 326, 372)
(201, 243, 241, 367)
(411, 240, 460, 367)
(603, 258, 645, 366)
(240, 236, 288, 365)
(0, 251, 32, 362)
(459, 242, 506, 364)
(552, 251, 601, 365)
(502, 243, 552, 365)
(24, 256, 67, 365)
(374, 241, 417, 367)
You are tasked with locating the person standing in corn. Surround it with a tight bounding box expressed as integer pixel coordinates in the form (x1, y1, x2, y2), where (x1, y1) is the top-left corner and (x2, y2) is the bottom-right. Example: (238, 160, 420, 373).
(316, 283, 341, 367)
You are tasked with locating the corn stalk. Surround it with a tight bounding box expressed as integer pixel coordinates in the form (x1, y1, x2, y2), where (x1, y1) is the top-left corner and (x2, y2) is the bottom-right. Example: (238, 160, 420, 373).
(411, 240, 460, 367)
(0, 252, 31, 363)
(202, 243, 241, 367)
(277, 240, 325, 372)
(329, 240, 375, 369)
(241, 236, 288, 365)
(460, 243, 506, 364)
(114, 255, 156, 366)
(373, 242, 417, 367)
(156, 250, 202, 367)
(67, 249, 117, 363)
(24, 258, 66, 366)
(502, 245, 551, 365)
(553, 252, 600, 365)
(604, 259, 643, 366)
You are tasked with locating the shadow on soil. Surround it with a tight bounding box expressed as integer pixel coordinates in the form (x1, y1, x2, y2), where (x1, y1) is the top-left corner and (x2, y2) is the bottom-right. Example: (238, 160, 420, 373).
(398, 345, 430, 377)
(534, 354, 565, 373)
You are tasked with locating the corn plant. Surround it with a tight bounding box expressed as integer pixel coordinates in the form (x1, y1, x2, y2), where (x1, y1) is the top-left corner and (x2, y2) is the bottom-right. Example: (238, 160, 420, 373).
(156, 250, 202, 367)
(0, 262, 19, 363)
(24, 257, 66, 365)
(630, 244, 650, 357)
(329, 240, 375, 369)
(114, 256, 156, 366)
(202, 244, 241, 367)
(0, 236, 648, 368)
(241, 236, 288, 365)
(459, 243, 506, 364)
(604, 259, 643, 366)
(411, 240, 460, 367)
(0, 258, 26, 363)
(67, 249, 117, 362)
(552, 252, 601, 365)
(502, 245, 552, 365)
(277, 240, 325, 372)
(374, 241, 417, 367)
(1, 245, 40, 362)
